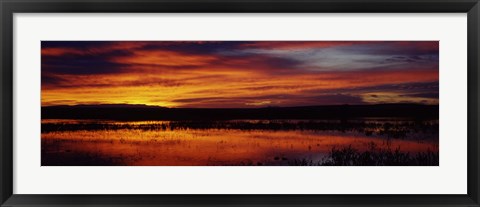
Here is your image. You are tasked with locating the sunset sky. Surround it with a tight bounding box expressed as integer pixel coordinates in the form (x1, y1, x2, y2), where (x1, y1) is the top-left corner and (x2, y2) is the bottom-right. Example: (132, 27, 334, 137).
(41, 41, 439, 108)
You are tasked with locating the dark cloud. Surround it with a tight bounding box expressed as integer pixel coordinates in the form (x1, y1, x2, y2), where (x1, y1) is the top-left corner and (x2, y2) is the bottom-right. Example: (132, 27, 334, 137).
(140, 41, 248, 55)
(384, 55, 438, 64)
(41, 41, 111, 49)
(41, 74, 67, 86)
(346, 41, 439, 56)
(42, 62, 126, 75)
(305, 94, 365, 105)
(351, 81, 438, 92)
(41, 74, 183, 89)
(213, 54, 303, 73)
(403, 92, 439, 99)
(42, 50, 131, 75)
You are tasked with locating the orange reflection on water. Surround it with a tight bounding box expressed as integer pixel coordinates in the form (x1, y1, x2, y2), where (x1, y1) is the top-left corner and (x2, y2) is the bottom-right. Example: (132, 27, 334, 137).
(41, 126, 438, 166)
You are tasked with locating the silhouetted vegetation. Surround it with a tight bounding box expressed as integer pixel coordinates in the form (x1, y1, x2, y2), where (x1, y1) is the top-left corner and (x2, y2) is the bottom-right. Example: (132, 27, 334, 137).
(41, 119, 438, 139)
(318, 143, 438, 166)
(42, 103, 439, 121)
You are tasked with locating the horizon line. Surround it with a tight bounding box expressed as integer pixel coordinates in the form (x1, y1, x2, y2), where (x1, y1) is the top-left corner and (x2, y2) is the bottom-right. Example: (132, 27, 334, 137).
(41, 102, 440, 109)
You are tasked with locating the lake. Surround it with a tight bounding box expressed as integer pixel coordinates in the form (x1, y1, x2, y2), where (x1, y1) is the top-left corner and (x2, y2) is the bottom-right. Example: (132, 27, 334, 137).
(41, 119, 439, 166)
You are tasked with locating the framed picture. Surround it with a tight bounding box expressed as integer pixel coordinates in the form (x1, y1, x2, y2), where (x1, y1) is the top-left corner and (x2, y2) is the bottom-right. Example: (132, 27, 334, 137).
(1, 0, 479, 206)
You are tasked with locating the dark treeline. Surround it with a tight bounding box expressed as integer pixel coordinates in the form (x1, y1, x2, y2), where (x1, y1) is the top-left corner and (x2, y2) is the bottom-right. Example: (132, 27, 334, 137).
(42, 103, 439, 121)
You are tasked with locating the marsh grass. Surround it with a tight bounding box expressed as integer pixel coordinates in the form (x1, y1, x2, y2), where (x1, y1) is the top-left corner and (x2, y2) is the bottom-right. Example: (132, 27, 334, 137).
(319, 142, 439, 166)
(42, 119, 438, 139)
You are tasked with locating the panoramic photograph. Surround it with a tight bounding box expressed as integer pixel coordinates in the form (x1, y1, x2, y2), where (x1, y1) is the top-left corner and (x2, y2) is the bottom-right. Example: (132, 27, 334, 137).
(41, 41, 439, 166)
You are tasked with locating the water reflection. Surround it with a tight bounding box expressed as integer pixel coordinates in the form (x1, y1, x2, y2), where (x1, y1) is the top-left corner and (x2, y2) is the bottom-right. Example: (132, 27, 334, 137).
(41, 119, 439, 166)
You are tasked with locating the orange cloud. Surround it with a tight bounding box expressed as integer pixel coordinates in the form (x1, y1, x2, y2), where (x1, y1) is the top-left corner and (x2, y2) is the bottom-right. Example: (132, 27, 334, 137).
(41, 48, 85, 56)
(110, 50, 218, 67)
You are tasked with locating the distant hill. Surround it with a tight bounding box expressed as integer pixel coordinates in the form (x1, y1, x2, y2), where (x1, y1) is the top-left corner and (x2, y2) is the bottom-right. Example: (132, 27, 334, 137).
(41, 104, 439, 121)
(49, 104, 165, 109)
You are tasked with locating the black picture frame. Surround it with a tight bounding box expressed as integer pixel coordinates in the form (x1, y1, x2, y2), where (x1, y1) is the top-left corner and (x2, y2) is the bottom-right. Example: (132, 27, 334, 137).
(1, 0, 479, 206)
